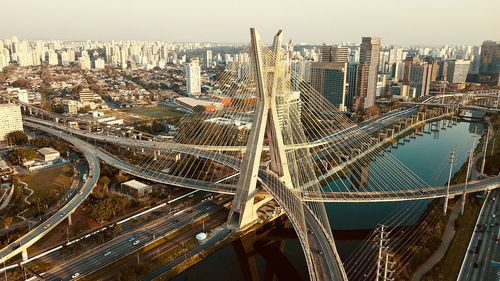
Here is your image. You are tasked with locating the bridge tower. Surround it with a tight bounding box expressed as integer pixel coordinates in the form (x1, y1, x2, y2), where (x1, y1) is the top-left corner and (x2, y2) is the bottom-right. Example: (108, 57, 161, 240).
(227, 29, 294, 228)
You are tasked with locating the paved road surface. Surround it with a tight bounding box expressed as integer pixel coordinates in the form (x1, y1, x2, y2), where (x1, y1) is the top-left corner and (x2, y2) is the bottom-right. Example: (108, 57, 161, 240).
(0, 124, 100, 264)
(41, 196, 229, 281)
(458, 189, 500, 281)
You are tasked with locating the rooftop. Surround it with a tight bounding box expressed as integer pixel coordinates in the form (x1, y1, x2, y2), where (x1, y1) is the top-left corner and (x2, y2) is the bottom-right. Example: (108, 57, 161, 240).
(122, 179, 150, 190)
(37, 147, 60, 155)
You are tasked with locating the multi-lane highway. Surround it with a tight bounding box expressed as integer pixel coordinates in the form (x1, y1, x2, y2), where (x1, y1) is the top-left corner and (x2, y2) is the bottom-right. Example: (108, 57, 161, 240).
(0, 125, 100, 265)
(458, 189, 500, 281)
(41, 196, 229, 281)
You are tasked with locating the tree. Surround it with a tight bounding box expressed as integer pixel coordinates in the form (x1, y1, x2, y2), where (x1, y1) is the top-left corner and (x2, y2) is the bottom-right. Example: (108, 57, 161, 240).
(53, 104, 64, 114)
(364, 105, 381, 119)
(12, 79, 31, 89)
(30, 137, 51, 148)
(78, 105, 91, 114)
(9, 148, 38, 165)
(6, 131, 28, 145)
(151, 121, 166, 134)
(3, 217, 12, 229)
(99, 176, 111, 190)
(115, 174, 129, 184)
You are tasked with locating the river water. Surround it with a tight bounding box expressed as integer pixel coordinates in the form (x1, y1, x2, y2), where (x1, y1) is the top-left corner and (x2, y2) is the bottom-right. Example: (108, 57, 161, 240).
(172, 118, 484, 281)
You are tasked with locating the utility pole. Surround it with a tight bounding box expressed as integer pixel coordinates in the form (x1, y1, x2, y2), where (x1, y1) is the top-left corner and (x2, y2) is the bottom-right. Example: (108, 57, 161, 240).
(491, 137, 496, 157)
(376, 225, 387, 281)
(480, 127, 491, 177)
(461, 129, 478, 215)
(444, 150, 456, 215)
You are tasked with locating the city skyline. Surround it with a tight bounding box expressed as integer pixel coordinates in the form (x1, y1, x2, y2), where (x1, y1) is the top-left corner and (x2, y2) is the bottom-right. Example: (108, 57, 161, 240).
(0, 0, 499, 46)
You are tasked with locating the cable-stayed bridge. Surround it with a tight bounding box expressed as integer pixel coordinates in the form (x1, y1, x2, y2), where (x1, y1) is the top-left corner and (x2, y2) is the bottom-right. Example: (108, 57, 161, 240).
(2, 28, 500, 281)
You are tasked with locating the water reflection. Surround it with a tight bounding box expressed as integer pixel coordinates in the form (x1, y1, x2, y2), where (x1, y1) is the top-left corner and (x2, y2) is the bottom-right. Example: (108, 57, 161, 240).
(174, 117, 483, 281)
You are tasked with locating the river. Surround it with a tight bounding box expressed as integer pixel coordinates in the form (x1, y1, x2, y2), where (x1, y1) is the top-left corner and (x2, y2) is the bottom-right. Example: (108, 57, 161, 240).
(172, 117, 484, 281)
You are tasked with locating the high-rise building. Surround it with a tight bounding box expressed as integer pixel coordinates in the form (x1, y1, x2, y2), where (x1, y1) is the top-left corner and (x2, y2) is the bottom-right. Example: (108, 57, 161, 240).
(94, 58, 105, 69)
(78, 57, 91, 70)
(446, 60, 470, 83)
(321, 45, 349, 63)
(354, 37, 380, 114)
(479, 41, 500, 83)
(0, 104, 23, 141)
(186, 60, 201, 95)
(310, 62, 347, 110)
(409, 62, 432, 98)
(438, 61, 449, 81)
(425, 59, 438, 82)
(346, 63, 358, 110)
(204, 50, 212, 68)
(48, 50, 58, 65)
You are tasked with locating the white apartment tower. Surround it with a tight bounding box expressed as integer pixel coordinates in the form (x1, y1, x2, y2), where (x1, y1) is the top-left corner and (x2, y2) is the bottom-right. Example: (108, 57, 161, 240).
(204, 50, 212, 68)
(186, 60, 201, 95)
(0, 104, 23, 141)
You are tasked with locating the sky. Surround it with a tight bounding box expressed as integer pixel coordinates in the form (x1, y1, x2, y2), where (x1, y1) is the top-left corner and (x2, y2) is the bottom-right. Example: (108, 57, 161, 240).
(1, 0, 499, 46)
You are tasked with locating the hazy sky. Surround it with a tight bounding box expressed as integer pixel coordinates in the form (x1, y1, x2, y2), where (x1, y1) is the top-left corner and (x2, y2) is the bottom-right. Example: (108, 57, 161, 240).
(1, 0, 499, 46)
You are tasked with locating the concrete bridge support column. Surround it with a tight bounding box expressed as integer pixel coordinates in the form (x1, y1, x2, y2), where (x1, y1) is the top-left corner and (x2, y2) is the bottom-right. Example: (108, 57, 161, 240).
(22, 249, 28, 262)
(386, 128, 394, 139)
(379, 132, 387, 142)
(460, 192, 466, 215)
(153, 150, 158, 161)
(68, 212, 72, 226)
(29, 108, 32, 115)
(141, 147, 144, 153)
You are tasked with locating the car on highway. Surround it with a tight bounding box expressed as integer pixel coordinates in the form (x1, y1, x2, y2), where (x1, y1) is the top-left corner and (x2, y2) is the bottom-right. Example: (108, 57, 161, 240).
(59, 212, 66, 217)
(44, 224, 51, 229)
(133, 240, 140, 246)
(128, 237, 135, 242)
(71, 272, 80, 279)
(104, 250, 112, 256)
(12, 243, 20, 250)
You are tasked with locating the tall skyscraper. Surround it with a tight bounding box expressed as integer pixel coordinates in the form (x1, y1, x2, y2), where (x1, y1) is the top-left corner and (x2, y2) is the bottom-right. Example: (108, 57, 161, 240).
(346, 63, 358, 111)
(479, 40, 500, 82)
(186, 60, 201, 95)
(446, 60, 470, 83)
(409, 62, 432, 97)
(204, 50, 212, 68)
(354, 37, 380, 114)
(0, 104, 23, 141)
(321, 45, 349, 63)
(310, 62, 347, 110)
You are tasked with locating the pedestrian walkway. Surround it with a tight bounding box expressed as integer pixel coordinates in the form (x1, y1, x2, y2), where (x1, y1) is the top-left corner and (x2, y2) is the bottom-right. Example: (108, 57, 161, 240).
(411, 202, 460, 281)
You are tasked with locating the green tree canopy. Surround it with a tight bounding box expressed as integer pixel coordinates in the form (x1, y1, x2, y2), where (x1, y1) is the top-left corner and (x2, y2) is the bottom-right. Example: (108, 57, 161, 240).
(7, 131, 28, 145)
(12, 79, 31, 89)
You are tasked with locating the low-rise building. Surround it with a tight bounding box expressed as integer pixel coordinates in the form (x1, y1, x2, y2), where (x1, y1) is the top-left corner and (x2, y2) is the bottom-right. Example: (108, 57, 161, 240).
(121, 179, 152, 197)
(38, 147, 60, 162)
(63, 100, 78, 114)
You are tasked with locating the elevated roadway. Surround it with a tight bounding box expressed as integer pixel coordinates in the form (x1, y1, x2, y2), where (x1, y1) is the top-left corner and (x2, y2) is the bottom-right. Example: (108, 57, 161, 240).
(25, 121, 500, 203)
(0, 125, 100, 264)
